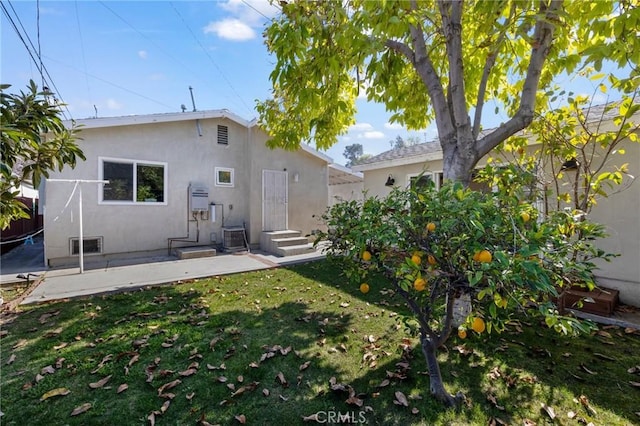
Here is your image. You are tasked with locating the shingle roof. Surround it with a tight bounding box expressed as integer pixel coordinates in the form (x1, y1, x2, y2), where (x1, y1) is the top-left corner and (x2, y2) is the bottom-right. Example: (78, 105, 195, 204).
(356, 141, 442, 166)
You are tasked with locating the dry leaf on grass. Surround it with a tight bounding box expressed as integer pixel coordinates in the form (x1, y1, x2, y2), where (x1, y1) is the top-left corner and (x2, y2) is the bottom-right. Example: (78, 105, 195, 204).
(89, 375, 112, 389)
(276, 372, 288, 387)
(579, 395, 597, 416)
(6, 354, 16, 365)
(70, 403, 91, 416)
(157, 379, 181, 395)
(40, 387, 70, 401)
(41, 365, 56, 375)
(299, 361, 311, 371)
(179, 368, 198, 377)
(394, 391, 409, 407)
(235, 414, 246, 424)
(540, 403, 556, 419)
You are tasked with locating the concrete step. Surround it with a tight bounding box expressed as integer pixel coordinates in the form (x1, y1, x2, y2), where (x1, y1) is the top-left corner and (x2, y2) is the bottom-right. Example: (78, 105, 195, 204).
(274, 243, 316, 257)
(271, 236, 310, 248)
(263, 230, 302, 239)
(175, 246, 217, 260)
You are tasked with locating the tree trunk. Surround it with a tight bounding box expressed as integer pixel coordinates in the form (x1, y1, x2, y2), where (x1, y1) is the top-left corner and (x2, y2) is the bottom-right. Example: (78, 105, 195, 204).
(420, 333, 465, 408)
(441, 136, 477, 186)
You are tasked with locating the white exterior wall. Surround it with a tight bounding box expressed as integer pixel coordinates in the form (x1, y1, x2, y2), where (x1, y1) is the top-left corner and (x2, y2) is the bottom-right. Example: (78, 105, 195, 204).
(44, 114, 333, 266)
(328, 182, 364, 206)
(248, 130, 329, 242)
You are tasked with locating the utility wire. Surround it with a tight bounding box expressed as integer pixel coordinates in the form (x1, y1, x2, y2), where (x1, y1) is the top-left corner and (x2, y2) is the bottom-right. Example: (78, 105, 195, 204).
(42, 54, 176, 112)
(170, 1, 254, 116)
(74, 0, 93, 113)
(2, 0, 72, 119)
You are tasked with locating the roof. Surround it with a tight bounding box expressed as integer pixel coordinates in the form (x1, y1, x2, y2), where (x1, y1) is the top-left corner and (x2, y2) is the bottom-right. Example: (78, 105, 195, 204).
(66, 109, 251, 129)
(328, 163, 363, 185)
(65, 109, 334, 165)
(353, 101, 638, 172)
(353, 142, 443, 171)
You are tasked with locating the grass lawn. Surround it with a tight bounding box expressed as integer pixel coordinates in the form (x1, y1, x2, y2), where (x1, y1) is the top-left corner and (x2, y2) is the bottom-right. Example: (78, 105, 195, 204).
(1, 259, 639, 425)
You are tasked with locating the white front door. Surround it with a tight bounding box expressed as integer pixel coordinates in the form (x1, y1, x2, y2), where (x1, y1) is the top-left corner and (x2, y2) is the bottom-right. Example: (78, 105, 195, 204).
(262, 170, 288, 231)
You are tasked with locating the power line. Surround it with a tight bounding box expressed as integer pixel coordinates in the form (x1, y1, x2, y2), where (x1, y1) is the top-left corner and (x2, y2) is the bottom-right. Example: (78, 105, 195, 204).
(2, 0, 72, 119)
(74, 0, 93, 112)
(169, 1, 254, 116)
(42, 54, 176, 112)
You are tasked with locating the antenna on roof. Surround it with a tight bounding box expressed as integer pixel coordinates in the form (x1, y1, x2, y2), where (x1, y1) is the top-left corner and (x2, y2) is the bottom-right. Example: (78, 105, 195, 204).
(94, 105, 98, 118)
(189, 86, 197, 112)
(181, 104, 187, 113)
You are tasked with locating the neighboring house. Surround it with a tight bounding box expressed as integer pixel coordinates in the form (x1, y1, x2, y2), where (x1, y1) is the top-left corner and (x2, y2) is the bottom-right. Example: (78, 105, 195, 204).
(353, 108, 640, 306)
(43, 109, 342, 267)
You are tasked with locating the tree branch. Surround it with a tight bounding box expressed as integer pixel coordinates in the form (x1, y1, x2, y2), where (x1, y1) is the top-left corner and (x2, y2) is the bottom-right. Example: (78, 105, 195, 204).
(476, 0, 564, 160)
(473, 3, 516, 139)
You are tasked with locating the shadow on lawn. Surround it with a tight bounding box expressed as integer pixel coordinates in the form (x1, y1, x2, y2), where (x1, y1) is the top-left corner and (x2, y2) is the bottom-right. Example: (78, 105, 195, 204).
(288, 258, 640, 425)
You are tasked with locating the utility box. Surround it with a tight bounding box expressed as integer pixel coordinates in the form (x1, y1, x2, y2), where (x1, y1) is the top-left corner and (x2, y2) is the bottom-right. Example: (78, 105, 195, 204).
(190, 186, 209, 212)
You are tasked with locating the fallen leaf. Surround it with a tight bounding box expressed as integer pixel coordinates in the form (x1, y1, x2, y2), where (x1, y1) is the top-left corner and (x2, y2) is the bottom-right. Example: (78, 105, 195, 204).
(540, 403, 556, 419)
(41, 365, 56, 375)
(40, 387, 70, 401)
(179, 368, 198, 377)
(35, 373, 45, 383)
(147, 412, 155, 426)
(276, 372, 288, 387)
(235, 414, 246, 424)
(186, 392, 195, 400)
(593, 352, 616, 361)
(160, 400, 170, 414)
(302, 413, 321, 422)
(44, 327, 63, 338)
(217, 376, 228, 383)
(89, 375, 112, 389)
(596, 330, 612, 338)
(53, 342, 68, 350)
(630, 381, 640, 387)
(263, 388, 270, 397)
(628, 365, 640, 374)
(237, 375, 244, 383)
(394, 391, 409, 407)
(117, 383, 128, 393)
(70, 403, 92, 416)
(6, 354, 16, 365)
(12, 339, 28, 350)
(55, 357, 65, 369)
(157, 379, 181, 395)
(377, 379, 390, 388)
(580, 364, 597, 375)
(411, 407, 419, 415)
(568, 410, 576, 419)
(300, 361, 311, 371)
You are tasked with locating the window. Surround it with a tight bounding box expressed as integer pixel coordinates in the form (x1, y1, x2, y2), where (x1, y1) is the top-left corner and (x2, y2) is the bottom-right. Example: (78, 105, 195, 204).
(100, 157, 167, 204)
(408, 173, 435, 191)
(70, 237, 103, 255)
(215, 167, 234, 187)
(217, 125, 229, 145)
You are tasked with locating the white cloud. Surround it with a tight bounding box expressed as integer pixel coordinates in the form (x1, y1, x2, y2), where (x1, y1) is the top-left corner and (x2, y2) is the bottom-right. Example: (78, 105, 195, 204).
(384, 122, 403, 130)
(359, 131, 385, 139)
(203, 18, 255, 41)
(205, 0, 278, 41)
(106, 98, 123, 110)
(138, 50, 148, 59)
(349, 122, 374, 131)
(220, 0, 279, 23)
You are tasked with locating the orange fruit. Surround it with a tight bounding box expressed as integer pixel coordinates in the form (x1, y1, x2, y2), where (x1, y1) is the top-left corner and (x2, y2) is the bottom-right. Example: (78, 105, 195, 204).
(359, 283, 370, 294)
(426, 222, 436, 232)
(413, 277, 427, 292)
(427, 255, 437, 266)
(457, 328, 467, 339)
(362, 250, 372, 262)
(411, 254, 422, 266)
(472, 251, 480, 262)
(477, 250, 492, 263)
(471, 317, 486, 333)
(520, 212, 531, 223)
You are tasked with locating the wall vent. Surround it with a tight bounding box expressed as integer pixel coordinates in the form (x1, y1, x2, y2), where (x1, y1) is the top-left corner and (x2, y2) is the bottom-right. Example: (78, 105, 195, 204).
(70, 237, 103, 256)
(217, 125, 229, 145)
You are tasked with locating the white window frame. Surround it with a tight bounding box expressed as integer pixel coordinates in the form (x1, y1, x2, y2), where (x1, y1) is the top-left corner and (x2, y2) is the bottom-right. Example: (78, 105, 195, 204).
(215, 167, 235, 187)
(98, 156, 168, 205)
(407, 172, 438, 189)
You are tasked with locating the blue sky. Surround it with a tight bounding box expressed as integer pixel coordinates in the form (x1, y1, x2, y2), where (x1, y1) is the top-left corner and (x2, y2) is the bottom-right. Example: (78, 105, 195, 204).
(1, 1, 614, 165)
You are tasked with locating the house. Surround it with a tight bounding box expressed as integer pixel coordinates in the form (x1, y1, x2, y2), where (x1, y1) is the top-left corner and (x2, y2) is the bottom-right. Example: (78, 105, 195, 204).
(43, 109, 346, 267)
(353, 108, 640, 306)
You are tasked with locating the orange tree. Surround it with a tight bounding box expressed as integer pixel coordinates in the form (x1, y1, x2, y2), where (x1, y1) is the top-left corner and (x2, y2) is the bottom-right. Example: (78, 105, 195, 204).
(316, 180, 604, 407)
